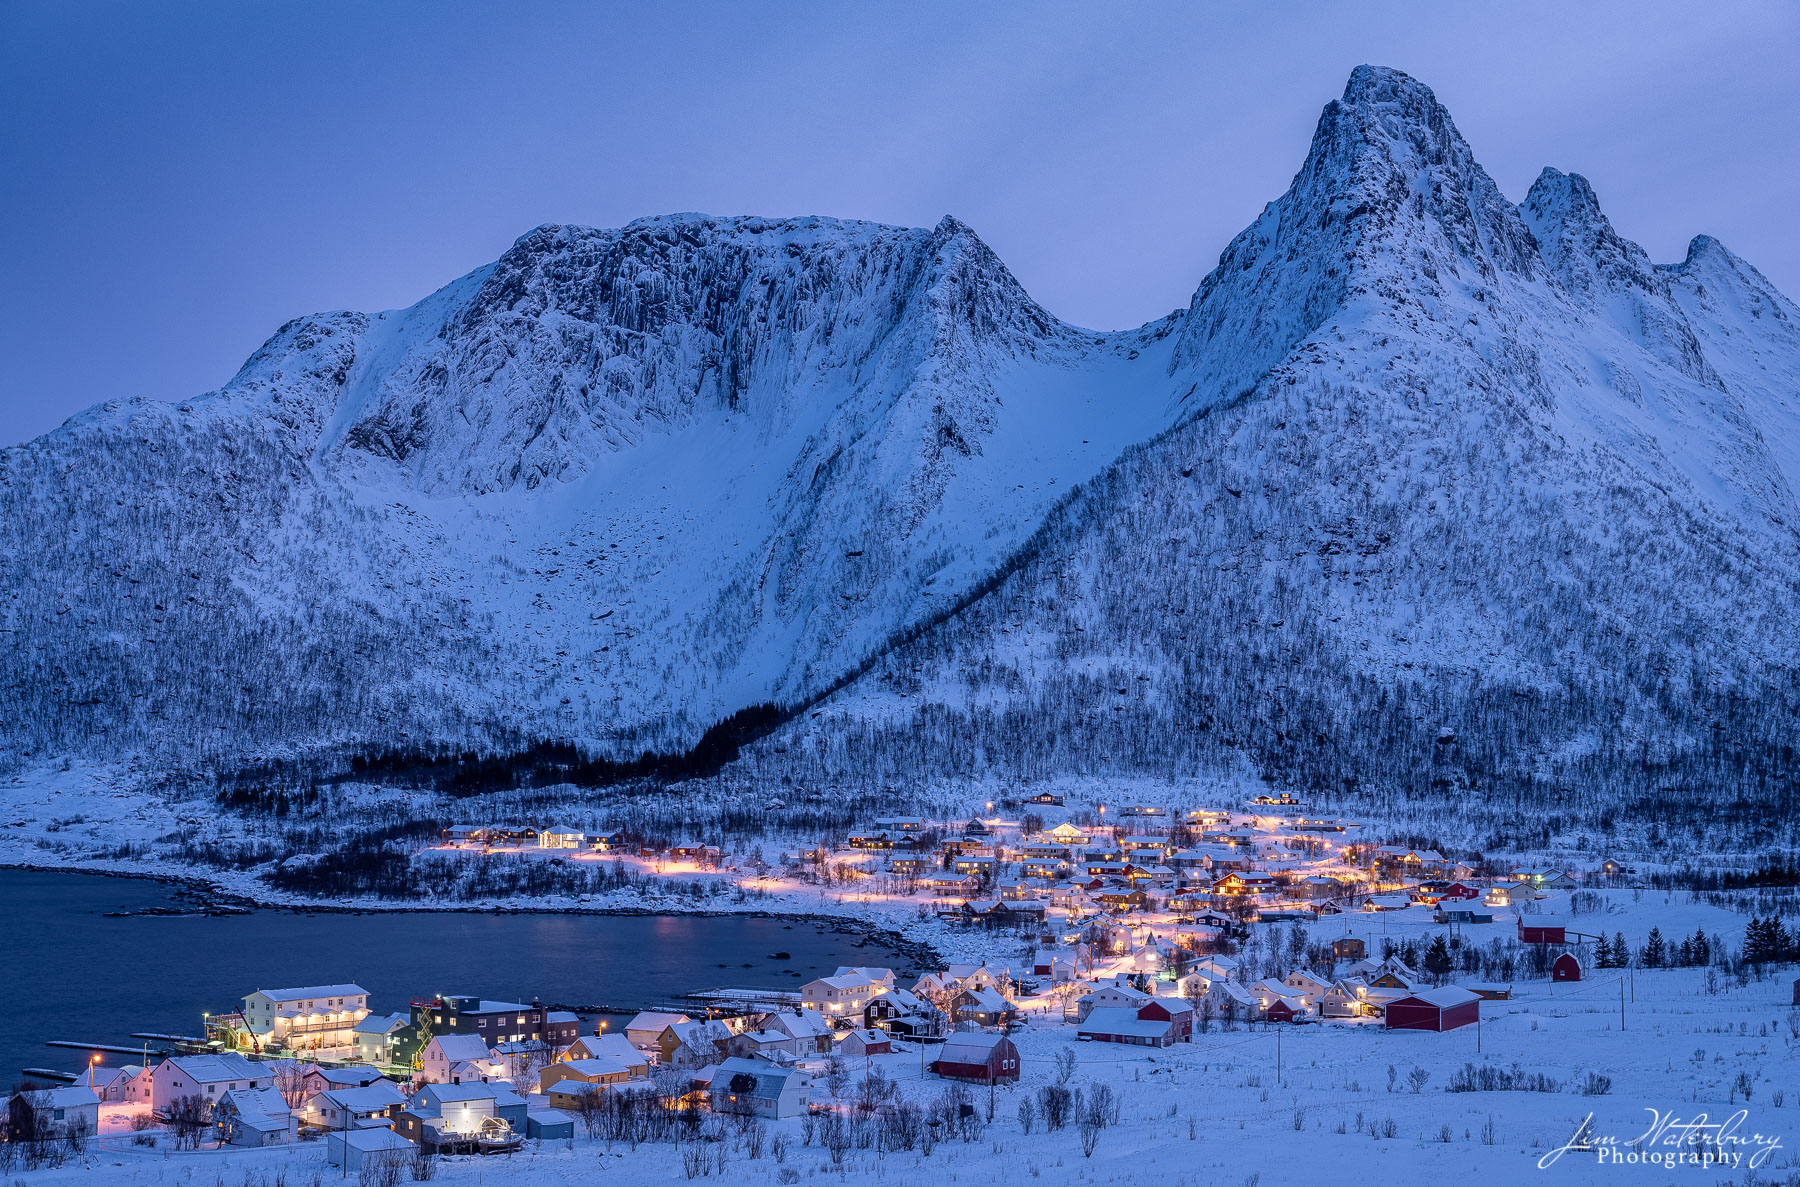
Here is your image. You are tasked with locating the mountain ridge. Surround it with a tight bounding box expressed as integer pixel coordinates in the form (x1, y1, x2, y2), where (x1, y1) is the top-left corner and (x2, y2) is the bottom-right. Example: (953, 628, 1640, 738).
(4, 66, 1797, 833)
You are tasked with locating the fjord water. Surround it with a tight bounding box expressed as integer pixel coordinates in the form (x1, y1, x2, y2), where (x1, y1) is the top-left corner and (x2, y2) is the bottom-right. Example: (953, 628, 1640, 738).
(0, 867, 909, 1089)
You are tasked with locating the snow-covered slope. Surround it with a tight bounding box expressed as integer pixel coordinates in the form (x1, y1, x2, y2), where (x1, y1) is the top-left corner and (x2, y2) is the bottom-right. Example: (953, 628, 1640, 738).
(3, 66, 1797, 819)
(0, 214, 1180, 770)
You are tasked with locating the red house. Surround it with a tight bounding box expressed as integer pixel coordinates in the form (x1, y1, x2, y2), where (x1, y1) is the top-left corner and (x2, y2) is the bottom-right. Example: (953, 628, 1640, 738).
(1384, 986, 1480, 1032)
(930, 1033, 1020, 1085)
(1516, 917, 1567, 945)
(1552, 953, 1582, 982)
(1265, 999, 1300, 1024)
(1138, 999, 1194, 1040)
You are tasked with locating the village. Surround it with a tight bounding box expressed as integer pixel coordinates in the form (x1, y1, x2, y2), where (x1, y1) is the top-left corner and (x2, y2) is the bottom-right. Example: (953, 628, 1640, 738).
(8, 789, 1796, 1183)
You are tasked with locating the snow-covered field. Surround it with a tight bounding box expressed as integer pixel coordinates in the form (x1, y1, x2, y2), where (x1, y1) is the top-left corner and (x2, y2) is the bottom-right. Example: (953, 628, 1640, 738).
(13, 963, 1798, 1186)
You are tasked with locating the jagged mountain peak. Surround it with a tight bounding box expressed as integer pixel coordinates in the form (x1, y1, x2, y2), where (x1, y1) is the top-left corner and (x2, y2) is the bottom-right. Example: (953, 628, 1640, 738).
(1169, 65, 1536, 406)
(1520, 166, 1666, 302)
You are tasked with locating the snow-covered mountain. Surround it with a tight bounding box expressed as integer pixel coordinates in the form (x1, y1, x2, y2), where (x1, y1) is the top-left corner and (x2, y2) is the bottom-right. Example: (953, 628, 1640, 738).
(5, 66, 1798, 822)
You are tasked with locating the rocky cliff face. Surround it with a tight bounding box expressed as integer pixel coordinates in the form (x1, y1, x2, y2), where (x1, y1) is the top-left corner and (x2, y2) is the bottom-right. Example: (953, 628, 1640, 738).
(3, 67, 1797, 824)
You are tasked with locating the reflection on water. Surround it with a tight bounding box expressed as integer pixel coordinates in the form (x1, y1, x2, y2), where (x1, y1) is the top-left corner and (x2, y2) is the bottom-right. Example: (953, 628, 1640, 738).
(0, 867, 908, 1088)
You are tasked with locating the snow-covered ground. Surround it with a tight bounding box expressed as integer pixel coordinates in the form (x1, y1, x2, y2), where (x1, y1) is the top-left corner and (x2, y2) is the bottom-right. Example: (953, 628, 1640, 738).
(13, 963, 1798, 1186)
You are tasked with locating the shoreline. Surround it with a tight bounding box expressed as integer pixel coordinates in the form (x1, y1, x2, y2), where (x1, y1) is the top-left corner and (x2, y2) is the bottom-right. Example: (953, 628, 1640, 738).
(0, 859, 945, 970)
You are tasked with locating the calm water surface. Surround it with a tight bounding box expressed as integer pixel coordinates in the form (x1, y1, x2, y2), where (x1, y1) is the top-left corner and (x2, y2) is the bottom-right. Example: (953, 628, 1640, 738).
(0, 867, 911, 1088)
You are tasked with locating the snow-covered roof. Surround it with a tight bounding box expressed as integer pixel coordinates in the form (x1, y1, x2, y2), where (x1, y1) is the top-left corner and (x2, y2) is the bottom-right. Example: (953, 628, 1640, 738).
(624, 1011, 692, 1032)
(251, 984, 367, 1002)
(938, 1033, 1011, 1061)
(352, 1011, 408, 1035)
(427, 1033, 493, 1063)
(319, 1083, 406, 1111)
(1078, 1008, 1172, 1039)
(162, 1053, 263, 1083)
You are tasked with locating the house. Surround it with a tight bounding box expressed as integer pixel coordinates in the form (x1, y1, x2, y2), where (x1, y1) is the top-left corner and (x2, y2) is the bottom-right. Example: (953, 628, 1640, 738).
(950, 986, 1014, 1027)
(1264, 995, 1310, 1023)
(304, 1082, 407, 1132)
(889, 856, 930, 876)
(1208, 980, 1259, 1020)
(416, 1033, 499, 1084)
(1281, 970, 1333, 1002)
(538, 823, 585, 849)
(398, 996, 570, 1063)
(1096, 889, 1149, 913)
(1512, 867, 1575, 891)
(931, 1033, 1020, 1084)
(1194, 955, 1242, 982)
(71, 1063, 140, 1102)
(148, 1053, 274, 1110)
(326, 1126, 417, 1171)
(1484, 882, 1534, 907)
(1331, 937, 1367, 961)
(1320, 978, 1373, 1019)
(354, 1012, 410, 1066)
(624, 1011, 693, 1054)
(1025, 791, 1065, 806)
(239, 984, 371, 1056)
(26, 1086, 100, 1138)
(837, 1028, 892, 1058)
(661, 1019, 735, 1067)
(300, 1064, 390, 1099)
(1214, 873, 1278, 896)
(1517, 917, 1569, 945)
(441, 824, 485, 845)
(864, 990, 943, 1039)
(393, 1082, 527, 1152)
(539, 1054, 649, 1095)
(1078, 1006, 1177, 1046)
(216, 1086, 297, 1146)
(963, 898, 1047, 926)
(562, 1032, 651, 1073)
(1435, 902, 1495, 925)
(712, 1057, 813, 1119)
(587, 829, 625, 852)
(1046, 823, 1089, 846)
(1553, 953, 1583, 982)
(801, 971, 890, 1017)
(1384, 986, 1481, 1032)
(1466, 983, 1513, 1000)
(726, 1028, 809, 1061)
(526, 1108, 576, 1140)
(764, 1006, 836, 1053)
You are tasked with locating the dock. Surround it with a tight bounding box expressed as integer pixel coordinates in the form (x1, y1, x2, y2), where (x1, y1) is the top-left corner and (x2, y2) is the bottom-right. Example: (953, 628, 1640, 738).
(21, 1068, 79, 1083)
(45, 1040, 168, 1057)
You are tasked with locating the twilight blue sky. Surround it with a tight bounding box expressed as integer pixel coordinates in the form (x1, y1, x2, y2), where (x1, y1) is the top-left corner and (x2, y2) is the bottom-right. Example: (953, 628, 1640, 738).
(2, 1, 1797, 445)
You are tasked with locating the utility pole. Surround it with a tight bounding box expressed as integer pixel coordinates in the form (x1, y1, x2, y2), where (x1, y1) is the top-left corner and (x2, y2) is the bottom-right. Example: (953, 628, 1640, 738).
(1619, 977, 1626, 1032)
(1276, 1024, 1282, 1086)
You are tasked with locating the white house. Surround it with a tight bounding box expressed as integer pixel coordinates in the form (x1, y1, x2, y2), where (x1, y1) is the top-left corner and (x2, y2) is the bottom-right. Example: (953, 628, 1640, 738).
(763, 1007, 834, 1053)
(148, 1053, 273, 1111)
(539, 823, 585, 849)
(72, 1063, 140, 1103)
(29, 1087, 99, 1137)
(353, 1012, 409, 1066)
(800, 970, 889, 1017)
(304, 1082, 407, 1131)
(417, 1033, 499, 1084)
(711, 1057, 813, 1119)
(240, 984, 370, 1056)
(624, 1011, 692, 1055)
(216, 1087, 296, 1147)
